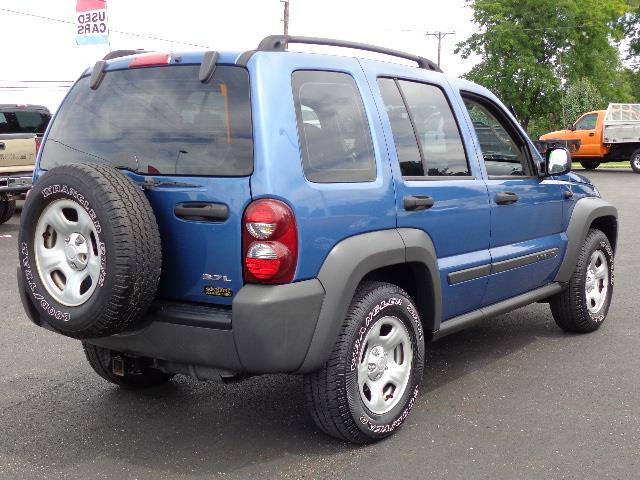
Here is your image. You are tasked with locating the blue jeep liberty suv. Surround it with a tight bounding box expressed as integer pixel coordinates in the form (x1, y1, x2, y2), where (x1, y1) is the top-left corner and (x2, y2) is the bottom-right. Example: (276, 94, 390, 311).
(18, 36, 618, 443)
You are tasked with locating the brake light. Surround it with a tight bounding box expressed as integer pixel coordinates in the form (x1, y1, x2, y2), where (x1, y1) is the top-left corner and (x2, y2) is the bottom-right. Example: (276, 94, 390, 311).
(129, 52, 172, 68)
(242, 199, 297, 284)
(35, 137, 42, 155)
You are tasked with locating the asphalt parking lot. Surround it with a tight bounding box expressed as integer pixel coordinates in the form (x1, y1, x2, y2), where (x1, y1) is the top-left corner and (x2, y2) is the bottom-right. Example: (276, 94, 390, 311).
(1, 170, 638, 480)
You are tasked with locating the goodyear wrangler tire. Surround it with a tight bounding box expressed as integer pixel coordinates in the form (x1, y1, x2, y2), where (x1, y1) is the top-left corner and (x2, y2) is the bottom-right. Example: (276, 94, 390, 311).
(550, 229, 614, 333)
(18, 164, 161, 339)
(304, 281, 425, 443)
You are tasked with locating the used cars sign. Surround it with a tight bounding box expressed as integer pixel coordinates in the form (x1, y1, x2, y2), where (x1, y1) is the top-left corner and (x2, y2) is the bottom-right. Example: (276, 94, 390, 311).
(75, 0, 109, 45)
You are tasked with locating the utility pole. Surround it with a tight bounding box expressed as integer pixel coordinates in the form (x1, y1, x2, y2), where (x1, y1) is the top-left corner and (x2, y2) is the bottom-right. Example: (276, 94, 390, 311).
(281, 0, 290, 35)
(425, 31, 455, 69)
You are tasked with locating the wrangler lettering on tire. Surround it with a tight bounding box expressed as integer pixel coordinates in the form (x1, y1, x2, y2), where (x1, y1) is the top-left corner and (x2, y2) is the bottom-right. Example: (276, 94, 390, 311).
(18, 164, 162, 338)
(304, 281, 425, 443)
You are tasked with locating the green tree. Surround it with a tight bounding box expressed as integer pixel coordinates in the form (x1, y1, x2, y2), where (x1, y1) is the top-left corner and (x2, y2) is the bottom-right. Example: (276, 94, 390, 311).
(563, 78, 607, 125)
(624, 1, 640, 66)
(456, 0, 631, 131)
(625, 69, 640, 100)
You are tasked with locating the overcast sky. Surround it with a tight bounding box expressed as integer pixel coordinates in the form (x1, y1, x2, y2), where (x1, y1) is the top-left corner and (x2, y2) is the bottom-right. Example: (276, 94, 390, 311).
(0, 0, 478, 111)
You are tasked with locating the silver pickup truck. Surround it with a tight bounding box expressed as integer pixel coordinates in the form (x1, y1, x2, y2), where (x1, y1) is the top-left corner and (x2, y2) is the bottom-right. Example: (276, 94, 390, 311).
(0, 104, 51, 224)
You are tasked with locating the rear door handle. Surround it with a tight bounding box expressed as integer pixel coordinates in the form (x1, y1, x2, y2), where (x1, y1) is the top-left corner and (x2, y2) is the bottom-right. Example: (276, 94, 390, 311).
(588, 132, 595, 137)
(404, 195, 434, 211)
(175, 202, 229, 222)
(495, 191, 519, 205)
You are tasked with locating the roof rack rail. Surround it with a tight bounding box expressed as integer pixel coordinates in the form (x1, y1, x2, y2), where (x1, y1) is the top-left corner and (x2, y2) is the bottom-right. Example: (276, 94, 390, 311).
(256, 35, 442, 72)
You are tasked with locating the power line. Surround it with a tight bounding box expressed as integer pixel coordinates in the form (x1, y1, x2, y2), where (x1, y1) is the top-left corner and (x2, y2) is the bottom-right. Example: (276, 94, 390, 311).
(0, 86, 71, 89)
(0, 7, 210, 48)
(0, 80, 74, 83)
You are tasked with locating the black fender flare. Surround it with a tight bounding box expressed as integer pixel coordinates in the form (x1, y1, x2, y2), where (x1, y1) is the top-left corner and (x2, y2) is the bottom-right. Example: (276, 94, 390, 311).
(297, 228, 441, 373)
(554, 197, 618, 283)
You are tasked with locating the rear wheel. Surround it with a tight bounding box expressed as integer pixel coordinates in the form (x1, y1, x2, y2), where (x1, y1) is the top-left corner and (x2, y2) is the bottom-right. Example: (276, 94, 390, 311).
(0, 194, 16, 225)
(304, 281, 425, 443)
(579, 159, 600, 170)
(631, 149, 640, 174)
(550, 229, 614, 333)
(83, 343, 173, 389)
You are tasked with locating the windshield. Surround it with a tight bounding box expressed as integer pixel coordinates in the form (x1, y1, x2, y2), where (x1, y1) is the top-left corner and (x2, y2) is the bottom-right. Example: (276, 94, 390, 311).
(0, 110, 50, 135)
(40, 65, 253, 176)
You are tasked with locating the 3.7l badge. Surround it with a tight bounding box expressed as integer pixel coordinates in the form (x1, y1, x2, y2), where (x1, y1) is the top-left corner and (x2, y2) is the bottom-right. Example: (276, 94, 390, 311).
(201, 273, 232, 282)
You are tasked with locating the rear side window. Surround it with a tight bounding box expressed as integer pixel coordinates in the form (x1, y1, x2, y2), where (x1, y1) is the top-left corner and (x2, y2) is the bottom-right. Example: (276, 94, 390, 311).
(292, 71, 376, 183)
(41, 65, 252, 176)
(0, 110, 50, 135)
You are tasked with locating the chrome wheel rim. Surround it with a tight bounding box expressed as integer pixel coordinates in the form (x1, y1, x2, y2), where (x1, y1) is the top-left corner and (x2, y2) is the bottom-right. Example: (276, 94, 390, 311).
(633, 154, 640, 170)
(585, 250, 609, 315)
(34, 199, 102, 307)
(357, 316, 413, 415)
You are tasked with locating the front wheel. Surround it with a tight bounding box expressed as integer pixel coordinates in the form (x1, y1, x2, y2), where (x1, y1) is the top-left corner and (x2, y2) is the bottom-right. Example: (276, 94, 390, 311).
(304, 281, 425, 443)
(579, 159, 600, 170)
(631, 149, 640, 174)
(550, 229, 614, 333)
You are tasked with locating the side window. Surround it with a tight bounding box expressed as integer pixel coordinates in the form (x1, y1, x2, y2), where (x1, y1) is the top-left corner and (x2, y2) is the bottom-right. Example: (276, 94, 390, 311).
(397, 80, 470, 177)
(464, 97, 529, 177)
(575, 113, 597, 131)
(292, 71, 376, 183)
(377, 78, 470, 178)
(377, 78, 423, 176)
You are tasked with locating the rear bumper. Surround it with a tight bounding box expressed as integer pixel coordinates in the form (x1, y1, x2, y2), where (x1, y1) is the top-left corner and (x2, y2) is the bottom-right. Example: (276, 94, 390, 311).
(22, 273, 326, 374)
(0, 171, 32, 194)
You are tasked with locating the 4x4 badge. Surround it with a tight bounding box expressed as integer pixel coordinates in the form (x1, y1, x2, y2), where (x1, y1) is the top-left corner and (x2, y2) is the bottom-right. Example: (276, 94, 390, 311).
(202, 273, 232, 282)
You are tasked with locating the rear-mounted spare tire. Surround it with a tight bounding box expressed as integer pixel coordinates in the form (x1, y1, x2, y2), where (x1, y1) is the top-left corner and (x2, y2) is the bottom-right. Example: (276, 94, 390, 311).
(18, 164, 162, 339)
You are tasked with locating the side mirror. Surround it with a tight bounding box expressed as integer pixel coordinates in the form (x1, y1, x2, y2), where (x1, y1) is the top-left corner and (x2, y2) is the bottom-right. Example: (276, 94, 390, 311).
(545, 147, 571, 176)
(566, 123, 575, 131)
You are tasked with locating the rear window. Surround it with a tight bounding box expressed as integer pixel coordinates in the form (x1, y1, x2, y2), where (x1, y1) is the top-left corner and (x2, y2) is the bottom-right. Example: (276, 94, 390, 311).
(41, 65, 252, 176)
(0, 110, 50, 135)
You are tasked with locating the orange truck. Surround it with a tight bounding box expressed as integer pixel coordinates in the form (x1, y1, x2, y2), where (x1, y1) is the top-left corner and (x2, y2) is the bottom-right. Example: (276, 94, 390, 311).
(539, 103, 640, 174)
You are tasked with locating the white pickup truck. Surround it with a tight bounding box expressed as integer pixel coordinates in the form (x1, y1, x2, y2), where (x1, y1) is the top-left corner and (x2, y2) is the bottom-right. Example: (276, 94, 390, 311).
(0, 104, 51, 224)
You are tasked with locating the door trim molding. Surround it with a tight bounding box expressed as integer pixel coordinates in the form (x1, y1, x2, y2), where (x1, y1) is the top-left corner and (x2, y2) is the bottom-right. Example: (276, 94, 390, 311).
(447, 248, 560, 285)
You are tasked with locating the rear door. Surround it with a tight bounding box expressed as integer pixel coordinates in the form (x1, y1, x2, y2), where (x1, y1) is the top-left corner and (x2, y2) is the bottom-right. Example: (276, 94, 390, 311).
(363, 62, 491, 320)
(39, 63, 253, 305)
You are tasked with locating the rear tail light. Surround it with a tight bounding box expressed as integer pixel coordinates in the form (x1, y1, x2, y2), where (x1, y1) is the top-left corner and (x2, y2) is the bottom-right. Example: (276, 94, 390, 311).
(242, 199, 297, 284)
(35, 137, 42, 155)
